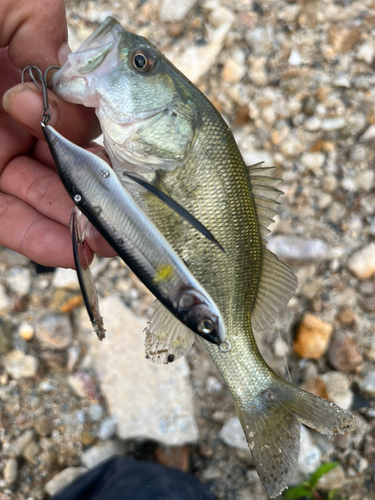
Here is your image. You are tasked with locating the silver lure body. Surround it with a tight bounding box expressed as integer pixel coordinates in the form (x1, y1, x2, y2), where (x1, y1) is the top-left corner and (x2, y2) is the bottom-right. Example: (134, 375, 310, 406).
(43, 125, 226, 345)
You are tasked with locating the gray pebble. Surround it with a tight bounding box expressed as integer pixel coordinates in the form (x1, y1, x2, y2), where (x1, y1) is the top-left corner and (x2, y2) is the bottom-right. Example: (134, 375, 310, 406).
(88, 404, 104, 422)
(13, 429, 35, 456)
(35, 314, 73, 350)
(6, 267, 31, 295)
(3, 458, 18, 485)
(4, 350, 38, 379)
(268, 236, 328, 262)
(45, 467, 88, 496)
(98, 417, 117, 440)
(81, 440, 126, 469)
(219, 417, 249, 453)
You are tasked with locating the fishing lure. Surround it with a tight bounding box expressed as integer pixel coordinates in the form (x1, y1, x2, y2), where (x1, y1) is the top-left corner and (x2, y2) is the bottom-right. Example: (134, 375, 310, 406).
(22, 65, 228, 349)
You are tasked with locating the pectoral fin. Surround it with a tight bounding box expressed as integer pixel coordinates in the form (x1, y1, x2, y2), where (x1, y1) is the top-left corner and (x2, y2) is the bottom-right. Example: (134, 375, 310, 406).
(71, 207, 105, 340)
(144, 301, 195, 364)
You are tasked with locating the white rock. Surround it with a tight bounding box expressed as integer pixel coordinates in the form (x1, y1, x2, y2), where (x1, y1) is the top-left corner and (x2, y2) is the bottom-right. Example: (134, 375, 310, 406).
(160, 0, 198, 23)
(81, 440, 126, 469)
(321, 117, 346, 131)
(321, 371, 353, 410)
(347, 243, 375, 279)
(356, 41, 375, 65)
(13, 429, 35, 456)
(358, 369, 375, 397)
(360, 124, 375, 142)
(52, 267, 79, 290)
(333, 75, 351, 88)
(6, 268, 31, 295)
(219, 416, 249, 452)
(98, 416, 117, 440)
(268, 236, 329, 262)
(273, 337, 289, 358)
(280, 138, 304, 158)
(18, 323, 34, 341)
(205, 376, 222, 393)
(288, 49, 303, 66)
(221, 58, 246, 83)
(342, 178, 356, 192)
(0, 249, 30, 267)
(303, 116, 322, 131)
(4, 350, 38, 379)
(0, 283, 10, 311)
(318, 193, 333, 210)
(83, 296, 199, 445)
(246, 27, 273, 56)
(297, 426, 322, 476)
(4, 458, 18, 485)
(355, 170, 375, 192)
(170, 8, 234, 83)
(45, 467, 88, 496)
(301, 152, 326, 173)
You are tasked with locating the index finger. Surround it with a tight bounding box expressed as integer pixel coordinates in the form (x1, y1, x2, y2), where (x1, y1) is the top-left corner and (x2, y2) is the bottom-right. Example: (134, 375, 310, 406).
(3, 83, 101, 145)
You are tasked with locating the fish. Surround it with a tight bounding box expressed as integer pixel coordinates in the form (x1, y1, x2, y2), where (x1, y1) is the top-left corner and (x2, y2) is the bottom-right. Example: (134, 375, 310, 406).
(51, 17, 357, 497)
(43, 124, 226, 349)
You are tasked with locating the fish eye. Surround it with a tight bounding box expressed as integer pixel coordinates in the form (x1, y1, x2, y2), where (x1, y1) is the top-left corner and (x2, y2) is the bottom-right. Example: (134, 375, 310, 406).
(198, 318, 214, 335)
(131, 49, 155, 72)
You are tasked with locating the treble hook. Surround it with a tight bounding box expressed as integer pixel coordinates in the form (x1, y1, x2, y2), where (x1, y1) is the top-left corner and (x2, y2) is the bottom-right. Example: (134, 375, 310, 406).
(21, 65, 60, 127)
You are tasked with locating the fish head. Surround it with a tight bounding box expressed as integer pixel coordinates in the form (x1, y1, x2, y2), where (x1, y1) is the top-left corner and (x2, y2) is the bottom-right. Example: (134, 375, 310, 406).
(51, 17, 178, 120)
(177, 289, 226, 346)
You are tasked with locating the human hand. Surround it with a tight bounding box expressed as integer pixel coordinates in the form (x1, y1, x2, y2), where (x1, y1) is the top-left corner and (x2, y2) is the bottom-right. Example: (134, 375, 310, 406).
(0, 0, 116, 268)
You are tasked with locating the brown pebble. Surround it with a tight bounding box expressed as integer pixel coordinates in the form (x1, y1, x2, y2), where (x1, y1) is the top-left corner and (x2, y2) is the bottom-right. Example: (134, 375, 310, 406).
(328, 24, 360, 53)
(328, 332, 362, 373)
(167, 22, 183, 38)
(294, 313, 333, 359)
(303, 376, 329, 400)
(154, 445, 190, 471)
(235, 104, 250, 126)
(360, 295, 375, 312)
(337, 308, 355, 325)
(60, 295, 84, 313)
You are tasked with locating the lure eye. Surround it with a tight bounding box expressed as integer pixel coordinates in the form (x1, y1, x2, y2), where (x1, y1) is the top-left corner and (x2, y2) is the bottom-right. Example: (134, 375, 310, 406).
(198, 318, 214, 335)
(131, 49, 155, 72)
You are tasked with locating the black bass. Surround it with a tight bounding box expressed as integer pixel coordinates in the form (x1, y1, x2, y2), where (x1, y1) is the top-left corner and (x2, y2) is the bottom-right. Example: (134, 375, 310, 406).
(51, 18, 356, 497)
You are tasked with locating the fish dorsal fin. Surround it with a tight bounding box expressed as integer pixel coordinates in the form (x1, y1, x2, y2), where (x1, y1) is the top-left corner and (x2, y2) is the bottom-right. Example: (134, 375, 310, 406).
(248, 162, 284, 239)
(144, 301, 195, 364)
(247, 162, 298, 331)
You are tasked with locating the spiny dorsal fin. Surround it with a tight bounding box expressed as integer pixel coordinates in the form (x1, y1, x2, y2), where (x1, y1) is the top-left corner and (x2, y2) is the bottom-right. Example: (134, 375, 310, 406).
(247, 162, 298, 331)
(247, 162, 283, 239)
(144, 301, 195, 364)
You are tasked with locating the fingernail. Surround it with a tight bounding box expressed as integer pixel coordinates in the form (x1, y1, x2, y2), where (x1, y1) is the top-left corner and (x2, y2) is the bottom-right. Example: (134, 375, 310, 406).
(57, 43, 72, 66)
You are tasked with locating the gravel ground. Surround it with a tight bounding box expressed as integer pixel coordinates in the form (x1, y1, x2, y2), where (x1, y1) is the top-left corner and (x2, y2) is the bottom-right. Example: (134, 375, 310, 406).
(1, 0, 375, 499)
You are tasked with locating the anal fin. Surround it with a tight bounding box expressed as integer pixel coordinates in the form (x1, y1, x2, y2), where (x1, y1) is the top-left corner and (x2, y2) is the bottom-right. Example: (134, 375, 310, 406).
(145, 301, 195, 364)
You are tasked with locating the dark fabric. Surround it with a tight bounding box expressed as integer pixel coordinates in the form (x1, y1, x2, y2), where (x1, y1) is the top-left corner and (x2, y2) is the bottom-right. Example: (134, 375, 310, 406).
(51, 456, 216, 500)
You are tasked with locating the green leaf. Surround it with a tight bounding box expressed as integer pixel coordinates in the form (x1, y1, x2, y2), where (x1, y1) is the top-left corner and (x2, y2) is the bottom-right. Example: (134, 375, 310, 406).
(327, 489, 339, 500)
(283, 484, 313, 499)
(309, 462, 339, 488)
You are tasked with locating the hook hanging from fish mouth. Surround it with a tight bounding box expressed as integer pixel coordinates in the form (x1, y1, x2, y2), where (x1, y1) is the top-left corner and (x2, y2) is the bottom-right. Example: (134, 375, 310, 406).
(21, 65, 60, 126)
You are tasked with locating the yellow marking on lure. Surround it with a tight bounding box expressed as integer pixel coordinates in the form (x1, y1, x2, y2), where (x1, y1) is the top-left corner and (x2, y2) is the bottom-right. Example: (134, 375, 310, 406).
(153, 264, 175, 284)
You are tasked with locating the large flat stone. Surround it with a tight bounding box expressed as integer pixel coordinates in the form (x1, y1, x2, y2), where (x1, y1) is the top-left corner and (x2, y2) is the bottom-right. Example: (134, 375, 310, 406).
(83, 296, 199, 445)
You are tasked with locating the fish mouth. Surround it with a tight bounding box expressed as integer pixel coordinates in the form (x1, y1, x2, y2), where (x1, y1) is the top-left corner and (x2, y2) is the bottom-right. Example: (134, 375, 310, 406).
(50, 17, 123, 106)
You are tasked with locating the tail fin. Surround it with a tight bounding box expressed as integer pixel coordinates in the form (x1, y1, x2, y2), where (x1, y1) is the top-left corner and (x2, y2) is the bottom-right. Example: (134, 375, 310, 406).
(236, 378, 357, 498)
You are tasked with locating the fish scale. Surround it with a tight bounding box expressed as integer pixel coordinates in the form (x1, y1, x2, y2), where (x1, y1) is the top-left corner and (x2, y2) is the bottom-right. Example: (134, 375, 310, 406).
(50, 17, 357, 497)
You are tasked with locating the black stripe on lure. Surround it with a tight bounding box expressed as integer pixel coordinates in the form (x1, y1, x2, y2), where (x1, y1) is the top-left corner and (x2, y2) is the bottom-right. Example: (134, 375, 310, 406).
(21, 65, 228, 350)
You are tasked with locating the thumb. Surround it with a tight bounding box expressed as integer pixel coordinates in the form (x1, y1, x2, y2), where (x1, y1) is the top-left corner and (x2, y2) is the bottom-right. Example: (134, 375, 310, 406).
(1, 0, 68, 70)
